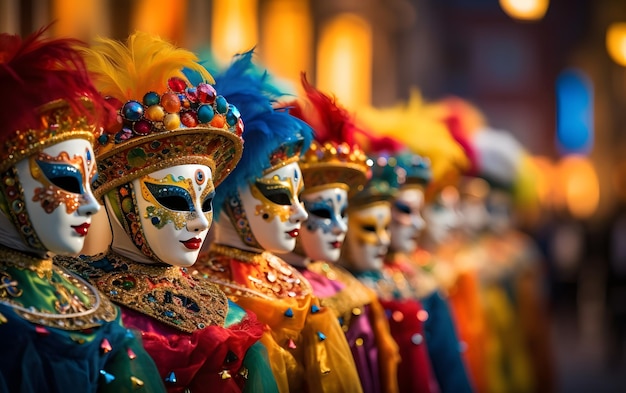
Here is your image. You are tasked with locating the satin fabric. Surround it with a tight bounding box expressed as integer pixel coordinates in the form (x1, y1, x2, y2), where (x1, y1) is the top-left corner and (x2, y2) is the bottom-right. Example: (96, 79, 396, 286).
(446, 269, 489, 393)
(0, 263, 164, 393)
(197, 249, 363, 393)
(386, 253, 474, 393)
(355, 270, 439, 393)
(302, 262, 400, 393)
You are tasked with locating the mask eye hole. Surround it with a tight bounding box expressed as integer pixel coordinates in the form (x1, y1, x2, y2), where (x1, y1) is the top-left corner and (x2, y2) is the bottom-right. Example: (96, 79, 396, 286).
(310, 208, 332, 219)
(155, 196, 189, 211)
(255, 181, 292, 205)
(36, 160, 83, 194)
(394, 201, 411, 215)
(202, 196, 213, 213)
(145, 183, 193, 212)
(362, 225, 376, 232)
(51, 176, 81, 194)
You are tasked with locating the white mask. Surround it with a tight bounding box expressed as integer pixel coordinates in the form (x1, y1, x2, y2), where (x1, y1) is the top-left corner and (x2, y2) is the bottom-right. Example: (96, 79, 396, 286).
(300, 187, 348, 262)
(422, 186, 461, 245)
(238, 162, 308, 254)
(344, 202, 391, 272)
(390, 186, 426, 254)
(460, 197, 489, 234)
(15, 139, 100, 255)
(132, 164, 214, 266)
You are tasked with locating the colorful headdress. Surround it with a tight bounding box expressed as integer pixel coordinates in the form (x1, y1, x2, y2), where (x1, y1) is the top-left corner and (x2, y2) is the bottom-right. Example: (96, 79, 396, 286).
(208, 51, 313, 217)
(347, 129, 405, 209)
(82, 32, 244, 199)
(357, 90, 474, 198)
(285, 74, 369, 196)
(0, 28, 109, 252)
(0, 28, 107, 173)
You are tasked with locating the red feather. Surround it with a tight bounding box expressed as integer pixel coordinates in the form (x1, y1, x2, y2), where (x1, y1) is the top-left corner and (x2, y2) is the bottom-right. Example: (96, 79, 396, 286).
(0, 26, 110, 144)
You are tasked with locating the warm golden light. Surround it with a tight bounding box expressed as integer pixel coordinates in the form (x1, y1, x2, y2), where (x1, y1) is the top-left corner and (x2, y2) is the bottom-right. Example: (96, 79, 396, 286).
(53, 0, 109, 40)
(499, 0, 549, 21)
(260, 0, 312, 92)
(606, 22, 626, 67)
(212, 0, 258, 64)
(557, 156, 600, 219)
(132, 0, 187, 44)
(530, 156, 555, 209)
(317, 13, 372, 108)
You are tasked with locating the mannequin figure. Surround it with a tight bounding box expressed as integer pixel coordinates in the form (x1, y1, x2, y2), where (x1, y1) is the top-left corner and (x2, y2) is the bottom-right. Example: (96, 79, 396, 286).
(280, 77, 400, 393)
(194, 53, 362, 393)
(55, 34, 274, 393)
(0, 29, 164, 392)
(383, 152, 473, 393)
(340, 154, 439, 393)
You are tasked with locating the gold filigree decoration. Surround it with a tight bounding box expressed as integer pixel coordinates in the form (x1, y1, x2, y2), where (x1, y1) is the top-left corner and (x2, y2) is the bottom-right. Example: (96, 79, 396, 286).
(197, 244, 312, 299)
(0, 245, 118, 330)
(56, 251, 228, 333)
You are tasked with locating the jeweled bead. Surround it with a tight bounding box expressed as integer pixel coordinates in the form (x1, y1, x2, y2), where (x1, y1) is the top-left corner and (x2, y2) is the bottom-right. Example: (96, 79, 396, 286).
(164, 113, 181, 130)
(180, 111, 199, 127)
(143, 91, 160, 106)
(122, 101, 144, 122)
(210, 114, 225, 128)
(145, 105, 165, 122)
(133, 120, 152, 135)
(161, 92, 181, 113)
(185, 87, 198, 102)
(226, 105, 239, 126)
(197, 83, 217, 103)
(167, 77, 188, 93)
(236, 118, 244, 136)
(197, 104, 215, 123)
(215, 95, 228, 114)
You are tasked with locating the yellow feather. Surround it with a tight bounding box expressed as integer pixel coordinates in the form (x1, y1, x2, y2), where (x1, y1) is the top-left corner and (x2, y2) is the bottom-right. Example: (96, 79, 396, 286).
(81, 32, 212, 102)
(356, 89, 470, 190)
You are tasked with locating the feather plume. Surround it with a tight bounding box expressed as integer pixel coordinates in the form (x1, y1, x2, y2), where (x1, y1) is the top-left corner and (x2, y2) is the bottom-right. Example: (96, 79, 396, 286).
(0, 26, 108, 139)
(356, 90, 471, 192)
(81, 32, 212, 101)
(286, 73, 358, 146)
(210, 50, 313, 218)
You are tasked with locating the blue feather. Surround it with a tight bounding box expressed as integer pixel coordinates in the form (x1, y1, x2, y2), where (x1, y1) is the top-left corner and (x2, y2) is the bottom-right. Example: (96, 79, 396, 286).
(196, 50, 313, 218)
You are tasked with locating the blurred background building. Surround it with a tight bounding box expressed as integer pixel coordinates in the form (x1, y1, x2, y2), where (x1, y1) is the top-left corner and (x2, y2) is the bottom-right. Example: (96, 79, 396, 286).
(1, 0, 625, 391)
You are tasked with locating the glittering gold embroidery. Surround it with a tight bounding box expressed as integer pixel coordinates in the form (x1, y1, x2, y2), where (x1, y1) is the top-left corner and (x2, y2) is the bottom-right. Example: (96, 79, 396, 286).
(140, 173, 214, 230)
(250, 174, 303, 223)
(0, 245, 118, 330)
(29, 148, 96, 214)
(56, 251, 228, 333)
(197, 244, 312, 299)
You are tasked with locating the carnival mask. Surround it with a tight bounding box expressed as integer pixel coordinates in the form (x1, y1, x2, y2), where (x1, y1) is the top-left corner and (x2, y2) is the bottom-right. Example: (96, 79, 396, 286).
(237, 162, 308, 254)
(300, 187, 348, 262)
(390, 186, 426, 254)
(136, 164, 215, 266)
(12, 139, 100, 255)
(344, 201, 391, 272)
(423, 186, 461, 245)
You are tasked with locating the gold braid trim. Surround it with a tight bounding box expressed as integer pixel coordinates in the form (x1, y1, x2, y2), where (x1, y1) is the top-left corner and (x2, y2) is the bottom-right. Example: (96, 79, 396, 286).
(0, 245, 118, 330)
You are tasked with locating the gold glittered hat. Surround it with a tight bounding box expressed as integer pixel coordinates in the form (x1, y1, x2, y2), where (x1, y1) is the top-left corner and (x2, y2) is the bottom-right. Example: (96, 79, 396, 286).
(82, 33, 244, 199)
(287, 74, 369, 196)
